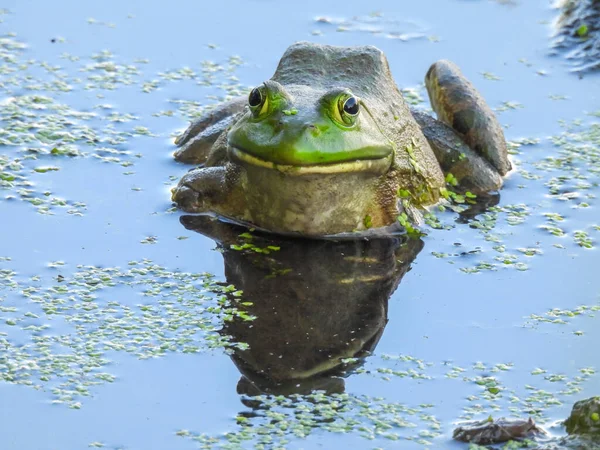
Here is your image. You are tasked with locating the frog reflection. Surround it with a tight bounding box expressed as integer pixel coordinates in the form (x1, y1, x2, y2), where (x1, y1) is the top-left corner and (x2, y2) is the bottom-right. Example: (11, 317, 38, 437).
(180, 215, 423, 395)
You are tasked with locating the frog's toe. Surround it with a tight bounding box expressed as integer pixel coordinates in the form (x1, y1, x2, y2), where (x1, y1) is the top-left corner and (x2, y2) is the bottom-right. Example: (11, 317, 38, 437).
(171, 184, 202, 212)
(171, 168, 211, 212)
(172, 166, 231, 214)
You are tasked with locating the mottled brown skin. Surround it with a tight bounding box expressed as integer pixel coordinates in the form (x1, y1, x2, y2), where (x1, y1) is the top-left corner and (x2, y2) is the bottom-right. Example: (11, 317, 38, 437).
(425, 60, 512, 177)
(453, 417, 544, 445)
(172, 42, 509, 236)
(180, 215, 423, 395)
(453, 397, 600, 448)
(412, 110, 504, 192)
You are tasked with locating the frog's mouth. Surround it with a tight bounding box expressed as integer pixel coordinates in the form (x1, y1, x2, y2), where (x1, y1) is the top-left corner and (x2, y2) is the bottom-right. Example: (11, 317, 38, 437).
(229, 146, 393, 176)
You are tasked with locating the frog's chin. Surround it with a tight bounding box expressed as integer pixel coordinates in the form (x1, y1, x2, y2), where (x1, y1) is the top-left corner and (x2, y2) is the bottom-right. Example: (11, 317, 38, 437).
(229, 146, 393, 176)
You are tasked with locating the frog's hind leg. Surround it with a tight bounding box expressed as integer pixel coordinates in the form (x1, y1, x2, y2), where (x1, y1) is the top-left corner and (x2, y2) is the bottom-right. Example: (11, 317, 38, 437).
(174, 95, 247, 165)
(424, 60, 511, 178)
(412, 110, 503, 193)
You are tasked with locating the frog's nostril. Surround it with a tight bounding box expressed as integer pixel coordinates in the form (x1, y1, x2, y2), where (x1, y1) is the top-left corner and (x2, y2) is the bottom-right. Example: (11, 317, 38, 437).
(306, 124, 320, 137)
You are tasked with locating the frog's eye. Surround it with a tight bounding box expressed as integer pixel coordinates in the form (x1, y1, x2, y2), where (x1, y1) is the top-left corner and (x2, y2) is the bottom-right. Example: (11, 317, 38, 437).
(248, 85, 269, 118)
(333, 93, 360, 127)
(342, 96, 359, 116)
(248, 87, 263, 108)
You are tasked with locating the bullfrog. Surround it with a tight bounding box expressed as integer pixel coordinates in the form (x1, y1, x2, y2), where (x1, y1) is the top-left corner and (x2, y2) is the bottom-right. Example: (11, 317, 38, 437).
(172, 42, 510, 236)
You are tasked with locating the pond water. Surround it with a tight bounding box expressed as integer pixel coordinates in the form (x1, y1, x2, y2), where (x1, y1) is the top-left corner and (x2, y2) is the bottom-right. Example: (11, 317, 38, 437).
(1, 0, 599, 449)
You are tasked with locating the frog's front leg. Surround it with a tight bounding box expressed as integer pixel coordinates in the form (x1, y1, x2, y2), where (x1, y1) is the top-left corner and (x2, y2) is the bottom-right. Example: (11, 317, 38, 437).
(171, 164, 247, 218)
(174, 96, 247, 165)
(423, 60, 511, 191)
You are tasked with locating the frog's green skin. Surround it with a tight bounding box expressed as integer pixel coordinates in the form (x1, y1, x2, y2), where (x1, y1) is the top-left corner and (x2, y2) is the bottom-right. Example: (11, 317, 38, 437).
(180, 214, 423, 395)
(172, 42, 509, 236)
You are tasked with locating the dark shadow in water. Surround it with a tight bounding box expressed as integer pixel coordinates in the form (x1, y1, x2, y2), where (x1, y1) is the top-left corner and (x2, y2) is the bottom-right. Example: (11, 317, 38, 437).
(455, 192, 501, 223)
(180, 215, 424, 396)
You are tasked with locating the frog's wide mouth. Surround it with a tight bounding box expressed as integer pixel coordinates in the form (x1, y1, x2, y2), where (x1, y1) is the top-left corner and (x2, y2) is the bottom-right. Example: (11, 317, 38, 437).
(229, 145, 393, 175)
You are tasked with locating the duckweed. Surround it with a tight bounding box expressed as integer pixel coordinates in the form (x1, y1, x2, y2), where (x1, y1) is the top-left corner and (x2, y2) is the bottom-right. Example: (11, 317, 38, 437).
(1, 6, 599, 449)
(0, 258, 252, 408)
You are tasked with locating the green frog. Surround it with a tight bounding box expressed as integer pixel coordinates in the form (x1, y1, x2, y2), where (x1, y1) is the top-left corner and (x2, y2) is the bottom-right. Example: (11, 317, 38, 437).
(172, 42, 510, 236)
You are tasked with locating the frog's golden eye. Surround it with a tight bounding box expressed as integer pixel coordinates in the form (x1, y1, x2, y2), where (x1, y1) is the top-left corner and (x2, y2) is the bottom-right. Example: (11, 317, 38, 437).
(334, 93, 360, 127)
(342, 96, 359, 116)
(248, 87, 263, 108)
(248, 85, 270, 118)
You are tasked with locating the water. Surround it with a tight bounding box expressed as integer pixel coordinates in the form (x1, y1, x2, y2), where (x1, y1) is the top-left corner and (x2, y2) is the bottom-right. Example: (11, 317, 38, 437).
(1, 0, 599, 449)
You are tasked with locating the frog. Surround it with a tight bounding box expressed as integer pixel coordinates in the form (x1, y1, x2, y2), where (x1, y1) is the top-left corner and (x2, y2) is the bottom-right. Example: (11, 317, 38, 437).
(171, 42, 511, 236)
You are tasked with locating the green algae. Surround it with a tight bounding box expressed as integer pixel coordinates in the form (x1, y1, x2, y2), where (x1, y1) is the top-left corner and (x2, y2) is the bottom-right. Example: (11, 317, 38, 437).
(0, 7, 599, 450)
(0, 27, 247, 218)
(422, 112, 600, 275)
(172, 353, 596, 448)
(0, 258, 252, 408)
(525, 303, 600, 327)
(177, 392, 442, 448)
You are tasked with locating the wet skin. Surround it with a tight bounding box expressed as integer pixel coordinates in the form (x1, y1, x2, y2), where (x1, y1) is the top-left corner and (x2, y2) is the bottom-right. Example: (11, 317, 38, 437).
(172, 42, 510, 236)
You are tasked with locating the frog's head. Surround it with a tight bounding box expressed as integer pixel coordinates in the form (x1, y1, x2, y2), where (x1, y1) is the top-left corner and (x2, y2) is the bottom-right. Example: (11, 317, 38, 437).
(228, 80, 394, 175)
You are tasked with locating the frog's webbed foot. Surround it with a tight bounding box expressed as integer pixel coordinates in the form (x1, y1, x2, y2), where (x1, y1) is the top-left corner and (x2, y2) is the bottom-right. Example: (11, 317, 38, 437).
(171, 164, 244, 216)
(174, 96, 247, 165)
(423, 60, 511, 190)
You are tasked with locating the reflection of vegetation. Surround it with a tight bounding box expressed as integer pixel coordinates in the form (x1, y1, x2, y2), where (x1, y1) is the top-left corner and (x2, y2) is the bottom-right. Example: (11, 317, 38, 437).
(0, 258, 250, 408)
(551, 0, 600, 72)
